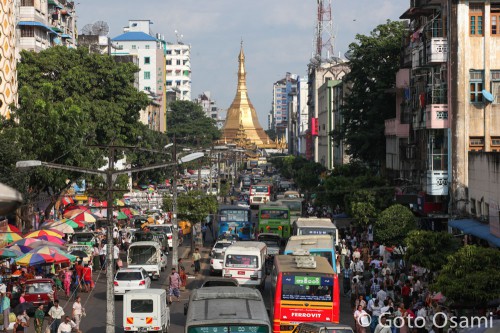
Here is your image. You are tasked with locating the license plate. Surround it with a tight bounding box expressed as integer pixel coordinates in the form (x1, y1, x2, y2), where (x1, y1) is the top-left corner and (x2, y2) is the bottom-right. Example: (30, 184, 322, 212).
(138, 328, 147, 333)
(238, 271, 245, 275)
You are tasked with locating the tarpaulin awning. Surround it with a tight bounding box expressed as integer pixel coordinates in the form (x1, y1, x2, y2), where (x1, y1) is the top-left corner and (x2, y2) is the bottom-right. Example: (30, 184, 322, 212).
(48, 0, 63, 8)
(449, 219, 500, 248)
(18, 21, 57, 34)
(61, 34, 72, 39)
(51, 27, 63, 33)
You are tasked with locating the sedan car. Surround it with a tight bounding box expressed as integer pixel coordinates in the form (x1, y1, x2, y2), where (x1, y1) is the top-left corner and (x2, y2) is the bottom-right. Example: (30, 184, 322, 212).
(210, 240, 232, 275)
(113, 268, 151, 296)
(200, 277, 239, 288)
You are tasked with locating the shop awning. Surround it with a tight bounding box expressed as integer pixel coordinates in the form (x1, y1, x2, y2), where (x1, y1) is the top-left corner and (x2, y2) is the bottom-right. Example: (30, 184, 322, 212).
(18, 21, 57, 34)
(51, 27, 62, 33)
(449, 219, 500, 248)
(61, 34, 72, 39)
(48, 0, 63, 8)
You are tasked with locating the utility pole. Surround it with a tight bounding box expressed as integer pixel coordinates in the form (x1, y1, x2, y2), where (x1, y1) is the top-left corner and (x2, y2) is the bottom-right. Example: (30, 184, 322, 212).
(171, 138, 179, 269)
(105, 147, 115, 333)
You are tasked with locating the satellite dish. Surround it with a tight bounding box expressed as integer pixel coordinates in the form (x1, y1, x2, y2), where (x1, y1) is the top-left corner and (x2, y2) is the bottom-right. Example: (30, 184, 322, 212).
(482, 90, 494, 103)
(344, 50, 353, 60)
(81, 24, 93, 35)
(92, 21, 109, 36)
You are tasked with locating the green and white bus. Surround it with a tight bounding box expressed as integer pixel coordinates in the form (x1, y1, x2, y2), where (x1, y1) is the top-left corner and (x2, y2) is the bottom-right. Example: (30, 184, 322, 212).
(258, 205, 291, 239)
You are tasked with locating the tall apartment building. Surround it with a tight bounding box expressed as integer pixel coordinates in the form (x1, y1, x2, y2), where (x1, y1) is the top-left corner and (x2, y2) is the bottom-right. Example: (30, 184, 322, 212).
(193, 91, 226, 129)
(269, 74, 298, 140)
(165, 42, 191, 101)
(385, 0, 500, 245)
(0, 0, 17, 118)
(306, 61, 349, 162)
(287, 76, 309, 156)
(111, 20, 167, 132)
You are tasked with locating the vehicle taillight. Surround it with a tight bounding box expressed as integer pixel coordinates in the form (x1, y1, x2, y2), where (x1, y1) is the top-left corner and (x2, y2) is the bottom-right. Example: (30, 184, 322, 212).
(168, 235, 172, 239)
(210, 259, 213, 264)
(139, 280, 145, 286)
(114, 281, 118, 286)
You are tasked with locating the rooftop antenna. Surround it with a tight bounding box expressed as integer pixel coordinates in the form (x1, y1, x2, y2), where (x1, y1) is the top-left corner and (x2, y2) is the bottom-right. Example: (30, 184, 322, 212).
(312, 0, 335, 62)
(174, 29, 184, 44)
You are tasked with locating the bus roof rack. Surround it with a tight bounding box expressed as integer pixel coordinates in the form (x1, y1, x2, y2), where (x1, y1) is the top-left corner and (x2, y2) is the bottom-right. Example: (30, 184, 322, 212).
(301, 240, 317, 245)
(294, 255, 316, 269)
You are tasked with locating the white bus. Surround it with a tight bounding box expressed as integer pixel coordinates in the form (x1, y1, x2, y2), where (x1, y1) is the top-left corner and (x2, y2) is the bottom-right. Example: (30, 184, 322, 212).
(293, 217, 339, 246)
(223, 241, 267, 289)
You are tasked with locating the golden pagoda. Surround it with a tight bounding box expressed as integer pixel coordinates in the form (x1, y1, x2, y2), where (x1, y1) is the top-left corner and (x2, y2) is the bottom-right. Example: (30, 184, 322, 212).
(221, 42, 276, 148)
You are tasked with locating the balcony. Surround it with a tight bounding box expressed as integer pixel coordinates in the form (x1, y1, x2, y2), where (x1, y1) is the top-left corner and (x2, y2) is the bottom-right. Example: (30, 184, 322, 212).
(426, 104, 449, 129)
(385, 118, 410, 137)
(426, 170, 448, 195)
(426, 38, 448, 63)
(19, 7, 46, 23)
(412, 44, 424, 69)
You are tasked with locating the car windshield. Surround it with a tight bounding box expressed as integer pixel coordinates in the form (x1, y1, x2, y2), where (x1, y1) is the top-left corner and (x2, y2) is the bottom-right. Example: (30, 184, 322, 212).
(26, 283, 52, 294)
(202, 280, 237, 287)
(73, 234, 93, 242)
(214, 242, 231, 249)
(131, 299, 153, 313)
(258, 236, 280, 247)
(115, 272, 142, 280)
(134, 233, 154, 241)
(128, 246, 158, 265)
(212, 252, 224, 260)
(225, 254, 258, 268)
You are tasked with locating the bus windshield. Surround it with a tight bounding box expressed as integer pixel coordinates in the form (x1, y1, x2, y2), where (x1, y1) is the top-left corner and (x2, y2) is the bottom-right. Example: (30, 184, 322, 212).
(225, 254, 258, 268)
(310, 251, 333, 266)
(282, 201, 301, 211)
(299, 228, 336, 236)
(188, 325, 269, 333)
(251, 186, 269, 193)
(220, 209, 250, 222)
(281, 275, 333, 302)
(260, 209, 288, 219)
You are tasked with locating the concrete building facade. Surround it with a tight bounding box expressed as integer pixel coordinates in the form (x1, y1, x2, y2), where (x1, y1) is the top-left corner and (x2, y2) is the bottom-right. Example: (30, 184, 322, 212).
(269, 74, 297, 141)
(165, 42, 191, 101)
(193, 91, 226, 129)
(111, 20, 167, 132)
(0, 0, 17, 118)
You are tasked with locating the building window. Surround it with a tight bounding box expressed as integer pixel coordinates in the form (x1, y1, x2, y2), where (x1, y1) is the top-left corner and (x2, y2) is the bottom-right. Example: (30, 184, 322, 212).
(21, 0, 34, 5)
(145, 45, 150, 49)
(144, 86, 151, 91)
(469, 137, 485, 151)
(470, 70, 484, 103)
(491, 137, 500, 151)
(470, 3, 484, 36)
(144, 71, 151, 80)
(132, 45, 137, 49)
(491, 70, 500, 103)
(470, 198, 477, 216)
(166, 60, 172, 66)
(175, 49, 181, 55)
(176, 60, 181, 65)
(176, 80, 181, 86)
(144, 57, 150, 64)
(166, 50, 172, 55)
(491, 4, 500, 35)
(166, 81, 172, 86)
(20, 27, 34, 37)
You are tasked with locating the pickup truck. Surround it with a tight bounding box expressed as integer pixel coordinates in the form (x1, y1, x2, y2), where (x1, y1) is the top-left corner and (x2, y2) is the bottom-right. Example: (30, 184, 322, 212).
(127, 241, 167, 280)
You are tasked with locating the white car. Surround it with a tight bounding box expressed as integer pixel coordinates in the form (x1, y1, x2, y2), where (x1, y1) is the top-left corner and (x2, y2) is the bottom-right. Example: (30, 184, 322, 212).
(148, 224, 174, 250)
(114, 268, 151, 296)
(210, 240, 232, 275)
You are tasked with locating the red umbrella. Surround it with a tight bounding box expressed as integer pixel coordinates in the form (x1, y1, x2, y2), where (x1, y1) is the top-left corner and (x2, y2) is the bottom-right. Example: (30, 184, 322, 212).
(61, 197, 74, 206)
(33, 235, 66, 245)
(4, 224, 21, 234)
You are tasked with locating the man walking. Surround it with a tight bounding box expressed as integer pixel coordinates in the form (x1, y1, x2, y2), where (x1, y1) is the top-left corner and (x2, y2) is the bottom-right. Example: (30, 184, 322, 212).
(168, 268, 181, 304)
(48, 300, 64, 333)
(192, 248, 201, 275)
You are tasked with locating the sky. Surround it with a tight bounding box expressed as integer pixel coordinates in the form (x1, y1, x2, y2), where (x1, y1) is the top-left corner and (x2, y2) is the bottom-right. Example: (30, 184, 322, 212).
(76, 1, 409, 128)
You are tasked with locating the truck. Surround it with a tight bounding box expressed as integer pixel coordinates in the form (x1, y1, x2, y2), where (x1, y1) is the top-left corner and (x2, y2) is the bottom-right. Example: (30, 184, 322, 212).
(123, 289, 170, 333)
(127, 241, 166, 280)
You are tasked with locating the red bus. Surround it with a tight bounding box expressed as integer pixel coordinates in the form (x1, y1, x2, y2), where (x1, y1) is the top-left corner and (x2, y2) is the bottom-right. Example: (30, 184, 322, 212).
(249, 184, 272, 208)
(270, 254, 339, 333)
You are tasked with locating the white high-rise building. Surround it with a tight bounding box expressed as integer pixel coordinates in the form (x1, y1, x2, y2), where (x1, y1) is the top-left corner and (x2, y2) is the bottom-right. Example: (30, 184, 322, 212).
(166, 41, 191, 101)
(111, 20, 167, 132)
(193, 91, 226, 129)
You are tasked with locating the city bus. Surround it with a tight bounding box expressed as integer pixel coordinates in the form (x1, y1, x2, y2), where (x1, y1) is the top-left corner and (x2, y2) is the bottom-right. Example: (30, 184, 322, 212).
(292, 217, 339, 246)
(270, 254, 340, 333)
(280, 199, 303, 227)
(284, 235, 336, 271)
(185, 286, 272, 333)
(216, 205, 253, 240)
(258, 205, 291, 239)
(250, 184, 273, 208)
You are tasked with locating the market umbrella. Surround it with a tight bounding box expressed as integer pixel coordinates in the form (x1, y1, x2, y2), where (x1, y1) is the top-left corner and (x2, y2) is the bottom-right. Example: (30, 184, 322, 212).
(4, 224, 21, 234)
(45, 223, 75, 234)
(114, 199, 125, 207)
(33, 235, 66, 244)
(0, 248, 22, 258)
(15, 252, 54, 266)
(6, 244, 32, 254)
(53, 218, 84, 229)
(0, 232, 23, 244)
(115, 211, 128, 220)
(14, 302, 34, 316)
(69, 211, 97, 223)
(29, 241, 66, 249)
(26, 246, 76, 264)
(68, 250, 87, 258)
(63, 208, 88, 219)
(25, 230, 64, 239)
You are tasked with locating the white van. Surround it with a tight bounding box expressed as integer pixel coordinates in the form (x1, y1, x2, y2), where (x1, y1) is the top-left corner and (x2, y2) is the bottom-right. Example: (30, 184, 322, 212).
(127, 241, 167, 280)
(123, 289, 170, 333)
(223, 241, 267, 289)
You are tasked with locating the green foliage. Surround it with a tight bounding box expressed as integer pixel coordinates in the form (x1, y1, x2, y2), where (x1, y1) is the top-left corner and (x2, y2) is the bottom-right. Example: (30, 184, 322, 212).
(404, 230, 460, 272)
(336, 20, 406, 165)
(167, 100, 220, 147)
(0, 47, 149, 202)
(346, 190, 377, 226)
(162, 190, 218, 224)
(375, 204, 416, 245)
(433, 245, 500, 307)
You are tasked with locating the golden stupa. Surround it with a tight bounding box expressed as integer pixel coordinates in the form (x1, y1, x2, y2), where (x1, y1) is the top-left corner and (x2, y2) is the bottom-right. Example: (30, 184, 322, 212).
(221, 42, 276, 148)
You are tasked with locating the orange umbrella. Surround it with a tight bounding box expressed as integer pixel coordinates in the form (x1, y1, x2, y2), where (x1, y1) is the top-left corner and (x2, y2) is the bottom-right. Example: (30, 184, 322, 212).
(63, 208, 88, 219)
(24, 230, 64, 239)
(69, 211, 97, 223)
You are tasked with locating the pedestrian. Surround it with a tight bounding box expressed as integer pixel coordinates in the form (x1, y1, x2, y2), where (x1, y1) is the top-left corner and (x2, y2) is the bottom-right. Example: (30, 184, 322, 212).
(201, 223, 208, 244)
(17, 310, 29, 333)
(72, 296, 84, 332)
(92, 244, 100, 269)
(13, 316, 26, 333)
(63, 268, 71, 298)
(192, 248, 201, 274)
(99, 243, 106, 271)
(113, 242, 120, 272)
(56, 316, 76, 333)
(48, 300, 65, 333)
(178, 259, 187, 289)
(168, 268, 181, 304)
(34, 304, 45, 333)
(1, 292, 10, 331)
(354, 304, 369, 333)
(374, 314, 391, 333)
(343, 265, 352, 296)
(70, 270, 79, 300)
(82, 264, 92, 293)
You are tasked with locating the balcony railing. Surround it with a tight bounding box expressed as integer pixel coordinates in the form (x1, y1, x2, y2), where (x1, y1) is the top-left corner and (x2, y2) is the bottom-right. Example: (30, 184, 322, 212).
(426, 84, 447, 104)
(426, 104, 449, 129)
(426, 170, 448, 196)
(426, 37, 448, 63)
(385, 118, 410, 137)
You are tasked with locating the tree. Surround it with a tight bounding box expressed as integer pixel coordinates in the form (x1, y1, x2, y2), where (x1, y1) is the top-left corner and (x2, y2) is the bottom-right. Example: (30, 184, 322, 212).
(0, 47, 150, 220)
(346, 190, 378, 227)
(375, 204, 416, 245)
(404, 230, 460, 272)
(434, 245, 500, 307)
(167, 100, 220, 147)
(335, 20, 406, 166)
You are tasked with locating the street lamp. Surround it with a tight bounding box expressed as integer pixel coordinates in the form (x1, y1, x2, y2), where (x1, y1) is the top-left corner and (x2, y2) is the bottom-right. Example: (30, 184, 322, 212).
(16, 151, 204, 333)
